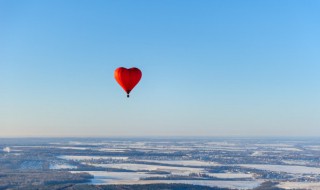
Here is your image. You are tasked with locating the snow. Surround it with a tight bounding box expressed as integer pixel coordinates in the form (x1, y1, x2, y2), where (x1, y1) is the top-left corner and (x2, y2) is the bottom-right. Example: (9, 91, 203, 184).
(278, 182, 320, 190)
(239, 164, 320, 174)
(71, 171, 165, 184)
(207, 173, 254, 179)
(88, 163, 204, 175)
(58, 155, 129, 160)
(130, 146, 192, 151)
(12, 146, 48, 148)
(205, 147, 248, 151)
(251, 151, 283, 156)
(253, 143, 294, 147)
(68, 141, 106, 146)
(282, 160, 311, 166)
(276, 147, 302, 151)
(206, 142, 237, 146)
(3, 147, 10, 153)
(71, 171, 262, 189)
(138, 160, 220, 167)
(57, 146, 88, 150)
(251, 151, 263, 156)
(305, 146, 320, 151)
(144, 180, 262, 189)
(50, 163, 77, 169)
(98, 148, 128, 152)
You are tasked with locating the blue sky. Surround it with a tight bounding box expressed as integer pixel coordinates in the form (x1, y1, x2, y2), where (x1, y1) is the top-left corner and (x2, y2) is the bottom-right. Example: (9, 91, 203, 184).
(1, 0, 319, 137)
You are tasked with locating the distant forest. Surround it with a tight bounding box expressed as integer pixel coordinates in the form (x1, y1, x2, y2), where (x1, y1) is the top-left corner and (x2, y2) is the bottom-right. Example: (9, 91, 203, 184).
(17, 181, 284, 190)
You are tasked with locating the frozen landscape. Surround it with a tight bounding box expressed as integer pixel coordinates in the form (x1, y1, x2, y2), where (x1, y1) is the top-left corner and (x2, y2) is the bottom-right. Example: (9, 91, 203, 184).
(1, 137, 320, 189)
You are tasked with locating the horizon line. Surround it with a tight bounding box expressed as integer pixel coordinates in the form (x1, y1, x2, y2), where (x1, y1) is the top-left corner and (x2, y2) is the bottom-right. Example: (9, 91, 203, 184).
(1, 135, 320, 139)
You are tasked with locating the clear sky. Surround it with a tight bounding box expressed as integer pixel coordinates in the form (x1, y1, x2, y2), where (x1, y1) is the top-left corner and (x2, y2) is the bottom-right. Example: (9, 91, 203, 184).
(1, 0, 319, 137)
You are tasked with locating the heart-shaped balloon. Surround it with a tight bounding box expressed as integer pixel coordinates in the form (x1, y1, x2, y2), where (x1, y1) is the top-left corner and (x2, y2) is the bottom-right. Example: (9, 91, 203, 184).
(114, 67, 142, 97)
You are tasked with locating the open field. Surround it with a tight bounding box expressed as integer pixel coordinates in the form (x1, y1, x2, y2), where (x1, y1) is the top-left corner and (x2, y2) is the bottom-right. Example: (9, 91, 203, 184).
(1, 137, 320, 189)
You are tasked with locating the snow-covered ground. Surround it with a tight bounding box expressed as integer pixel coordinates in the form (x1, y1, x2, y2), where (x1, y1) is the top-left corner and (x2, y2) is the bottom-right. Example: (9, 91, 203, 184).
(71, 171, 165, 184)
(207, 173, 254, 179)
(50, 163, 77, 169)
(253, 143, 294, 147)
(88, 163, 204, 175)
(58, 155, 129, 160)
(238, 164, 320, 174)
(98, 148, 128, 152)
(251, 151, 263, 156)
(282, 159, 312, 166)
(250, 150, 283, 156)
(275, 147, 302, 151)
(138, 160, 220, 167)
(3, 147, 10, 153)
(71, 171, 262, 189)
(56, 146, 88, 150)
(139, 180, 262, 190)
(277, 182, 320, 190)
(205, 147, 249, 151)
(130, 146, 193, 151)
(47, 139, 320, 189)
(305, 145, 320, 151)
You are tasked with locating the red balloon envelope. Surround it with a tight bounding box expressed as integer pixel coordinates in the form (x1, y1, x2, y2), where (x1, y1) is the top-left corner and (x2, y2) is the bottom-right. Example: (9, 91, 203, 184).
(114, 67, 142, 97)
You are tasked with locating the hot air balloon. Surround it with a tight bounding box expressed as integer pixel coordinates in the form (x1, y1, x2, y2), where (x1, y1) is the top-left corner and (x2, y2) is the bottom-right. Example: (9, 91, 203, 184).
(114, 67, 142, 98)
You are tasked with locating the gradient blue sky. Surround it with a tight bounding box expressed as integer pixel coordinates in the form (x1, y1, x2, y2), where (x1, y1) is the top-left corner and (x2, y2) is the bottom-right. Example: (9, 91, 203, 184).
(1, 0, 319, 137)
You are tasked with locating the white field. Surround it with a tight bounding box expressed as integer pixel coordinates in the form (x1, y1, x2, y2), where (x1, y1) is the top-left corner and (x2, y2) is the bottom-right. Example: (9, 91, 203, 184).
(278, 182, 320, 190)
(89, 163, 204, 175)
(251, 150, 283, 156)
(239, 164, 320, 174)
(204, 147, 249, 151)
(12, 146, 48, 148)
(138, 160, 220, 167)
(50, 163, 77, 169)
(130, 146, 193, 151)
(253, 143, 294, 147)
(12, 145, 88, 150)
(98, 148, 128, 152)
(56, 146, 88, 150)
(3, 147, 10, 153)
(68, 141, 108, 146)
(305, 146, 320, 151)
(206, 142, 236, 145)
(71, 171, 261, 189)
(207, 173, 254, 179)
(58, 155, 129, 160)
(71, 171, 165, 183)
(251, 151, 263, 156)
(275, 147, 302, 151)
(83, 162, 253, 179)
(139, 180, 262, 190)
(282, 160, 311, 166)
(49, 142, 62, 145)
